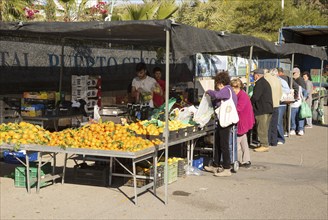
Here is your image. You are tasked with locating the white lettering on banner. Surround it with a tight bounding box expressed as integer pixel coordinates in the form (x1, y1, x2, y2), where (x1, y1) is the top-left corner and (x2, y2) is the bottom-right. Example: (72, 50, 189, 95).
(0, 51, 29, 67)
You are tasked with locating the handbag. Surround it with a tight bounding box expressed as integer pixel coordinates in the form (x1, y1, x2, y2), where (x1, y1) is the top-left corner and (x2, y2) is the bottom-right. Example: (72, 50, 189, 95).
(299, 100, 312, 119)
(215, 88, 239, 127)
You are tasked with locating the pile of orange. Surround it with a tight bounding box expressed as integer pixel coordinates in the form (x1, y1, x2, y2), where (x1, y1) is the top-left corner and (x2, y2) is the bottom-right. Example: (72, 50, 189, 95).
(0, 121, 163, 152)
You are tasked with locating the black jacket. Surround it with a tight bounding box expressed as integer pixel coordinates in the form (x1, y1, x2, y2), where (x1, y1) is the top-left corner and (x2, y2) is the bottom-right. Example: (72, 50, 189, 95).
(251, 77, 273, 116)
(295, 77, 306, 90)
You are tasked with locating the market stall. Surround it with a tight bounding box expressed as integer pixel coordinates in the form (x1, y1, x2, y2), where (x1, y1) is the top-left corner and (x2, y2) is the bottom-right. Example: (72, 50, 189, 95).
(1, 20, 327, 205)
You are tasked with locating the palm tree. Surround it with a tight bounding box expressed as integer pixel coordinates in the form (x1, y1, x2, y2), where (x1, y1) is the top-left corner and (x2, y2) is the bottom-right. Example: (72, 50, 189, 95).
(113, 0, 178, 21)
(2, 0, 33, 21)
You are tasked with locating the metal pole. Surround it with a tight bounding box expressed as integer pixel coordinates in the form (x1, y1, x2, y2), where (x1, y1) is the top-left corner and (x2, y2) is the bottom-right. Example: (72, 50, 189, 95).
(287, 53, 295, 136)
(164, 29, 170, 205)
(246, 46, 253, 95)
(105, 0, 115, 21)
(59, 39, 65, 95)
(319, 59, 324, 101)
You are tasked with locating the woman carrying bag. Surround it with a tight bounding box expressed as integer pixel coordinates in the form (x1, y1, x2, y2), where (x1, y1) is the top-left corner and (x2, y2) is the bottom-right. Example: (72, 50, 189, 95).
(204, 71, 238, 177)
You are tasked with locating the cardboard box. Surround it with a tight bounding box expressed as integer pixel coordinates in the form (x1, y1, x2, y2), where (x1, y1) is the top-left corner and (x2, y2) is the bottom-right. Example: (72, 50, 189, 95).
(23, 91, 55, 100)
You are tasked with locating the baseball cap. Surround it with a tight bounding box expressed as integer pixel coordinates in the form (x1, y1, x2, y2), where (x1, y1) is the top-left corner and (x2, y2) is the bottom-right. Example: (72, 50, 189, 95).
(252, 68, 264, 75)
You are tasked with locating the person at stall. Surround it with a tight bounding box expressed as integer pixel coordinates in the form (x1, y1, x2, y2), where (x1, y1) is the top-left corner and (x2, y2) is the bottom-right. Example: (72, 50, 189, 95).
(152, 67, 165, 108)
(265, 68, 282, 147)
(230, 78, 254, 168)
(302, 71, 314, 128)
(131, 62, 162, 108)
(204, 71, 237, 177)
(251, 68, 273, 152)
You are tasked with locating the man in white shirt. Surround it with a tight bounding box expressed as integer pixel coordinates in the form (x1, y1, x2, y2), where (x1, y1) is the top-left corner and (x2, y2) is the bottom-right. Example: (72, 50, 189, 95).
(131, 62, 162, 108)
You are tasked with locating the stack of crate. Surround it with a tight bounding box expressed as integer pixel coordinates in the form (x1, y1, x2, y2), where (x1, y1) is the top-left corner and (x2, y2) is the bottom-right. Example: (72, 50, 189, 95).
(0, 98, 21, 124)
(71, 75, 101, 126)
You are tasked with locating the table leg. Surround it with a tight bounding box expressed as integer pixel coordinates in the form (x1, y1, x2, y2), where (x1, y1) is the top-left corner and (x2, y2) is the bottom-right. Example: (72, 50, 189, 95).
(153, 149, 157, 194)
(109, 157, 113, 186)
(37, 152, 42, 193)
(190, 140, 194, 166)
(25, 152, 31, 194)
(132, 159, 138, 205)
(62, 153, 67, 184)
(187, 140, 191, 166)
(53, 153, 56, 184)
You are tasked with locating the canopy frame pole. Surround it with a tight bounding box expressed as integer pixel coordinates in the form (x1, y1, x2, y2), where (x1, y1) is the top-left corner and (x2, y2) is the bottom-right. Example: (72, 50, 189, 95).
(287, 53, 295, 137)
(59, 38, 65, 95)
(164, 28, 170, 205)
(246, 46, 254, 95)
(318, 59, 324, 102)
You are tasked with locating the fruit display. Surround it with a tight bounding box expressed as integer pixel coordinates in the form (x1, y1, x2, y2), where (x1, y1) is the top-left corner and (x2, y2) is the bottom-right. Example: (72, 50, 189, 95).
(127, 119, 193, 136)
(0, 121, 163, 152)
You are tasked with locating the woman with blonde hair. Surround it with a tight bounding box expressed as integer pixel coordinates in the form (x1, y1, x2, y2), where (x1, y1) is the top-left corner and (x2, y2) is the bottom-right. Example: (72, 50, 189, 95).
(230, 78, 255, 168)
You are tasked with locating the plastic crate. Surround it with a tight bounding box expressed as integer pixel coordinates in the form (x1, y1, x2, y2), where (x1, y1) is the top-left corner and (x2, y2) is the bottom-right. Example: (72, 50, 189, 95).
(3, 150, 38, 164)
(150, 165, 164, 188)
(14, 162, 51, 188)
(73, 163, 108, 186)
(160, 161, 178, 184)
(178, 159, 186, 177)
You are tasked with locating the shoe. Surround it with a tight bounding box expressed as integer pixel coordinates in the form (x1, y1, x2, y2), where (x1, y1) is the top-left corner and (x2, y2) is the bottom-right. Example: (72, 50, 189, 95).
(298, 130, 304, 136)
(240, 162, 251, 169)
(214, 169, 231, 177)
(204, 165, 222, 173)
(289, 130, 296, 135)
(253, 146, 269, 152)
(277, 141, 284, 145)
(284, 132, 288, 137)
(305, 125, 312, 128)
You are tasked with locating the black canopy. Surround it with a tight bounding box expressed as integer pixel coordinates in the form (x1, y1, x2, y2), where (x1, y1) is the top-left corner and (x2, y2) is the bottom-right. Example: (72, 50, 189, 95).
(0, 20, 327, 60)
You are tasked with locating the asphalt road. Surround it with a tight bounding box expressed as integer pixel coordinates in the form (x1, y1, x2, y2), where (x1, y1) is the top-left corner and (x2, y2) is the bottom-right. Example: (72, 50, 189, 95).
(1, 107, 327, 220)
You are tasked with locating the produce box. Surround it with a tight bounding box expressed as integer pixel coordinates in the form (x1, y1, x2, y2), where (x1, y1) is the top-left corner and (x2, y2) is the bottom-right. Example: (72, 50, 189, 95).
(124, 164, 164, 188)
(3, 150, 38, 164)
(73, 163, 108, 186)
(178, 159, 187, 177)
(159, 161, 178, 184)
(23, 91, 55, 100)
(14, 162, 51, 188)
(21, 104, 44, 117)
(72, 75, 88, 86)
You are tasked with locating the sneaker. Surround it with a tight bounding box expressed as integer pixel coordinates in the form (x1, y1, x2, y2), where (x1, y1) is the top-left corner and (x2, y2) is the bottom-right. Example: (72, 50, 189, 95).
(204, 165, 221, 173)
(277, 141, 284, 145)
(214, 169, 232, 177)
(298, 130, 304, 136)
(305, 125, 312, 128)
(240, 162, 251, 169)
(253, 146, 269, 152)
(289, 130, 296, 135)
(284, 132, 288, 137)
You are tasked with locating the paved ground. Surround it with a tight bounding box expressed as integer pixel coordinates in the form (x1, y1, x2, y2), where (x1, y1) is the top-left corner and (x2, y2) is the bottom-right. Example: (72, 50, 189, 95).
(0, 107, 327, 220)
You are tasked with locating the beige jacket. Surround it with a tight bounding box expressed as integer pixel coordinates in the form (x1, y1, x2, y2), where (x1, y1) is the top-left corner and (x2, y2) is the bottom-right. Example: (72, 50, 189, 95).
(264, 73, 282, 108)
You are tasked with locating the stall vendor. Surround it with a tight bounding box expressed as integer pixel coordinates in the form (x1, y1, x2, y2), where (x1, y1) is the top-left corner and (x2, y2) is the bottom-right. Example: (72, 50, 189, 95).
(131, 62, 162, 108)
(152, 67, 165, 108)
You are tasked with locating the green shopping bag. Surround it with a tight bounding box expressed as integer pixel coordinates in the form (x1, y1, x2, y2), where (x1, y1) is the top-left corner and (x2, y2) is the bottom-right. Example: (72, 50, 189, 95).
(299, 101, 312, 119)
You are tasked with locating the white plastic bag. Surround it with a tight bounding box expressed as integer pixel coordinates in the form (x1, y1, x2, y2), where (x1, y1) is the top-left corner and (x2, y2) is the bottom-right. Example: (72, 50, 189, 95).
(215, 88, 239, 127)
(93, 105, 102, 122)
(177, 107, 193, 122)
(193, 94, 214, 128)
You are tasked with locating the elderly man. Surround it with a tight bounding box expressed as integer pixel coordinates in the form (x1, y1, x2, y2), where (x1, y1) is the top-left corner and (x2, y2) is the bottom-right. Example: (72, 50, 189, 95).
(265, 69, 282, 147)
(251, 69, 273, 152)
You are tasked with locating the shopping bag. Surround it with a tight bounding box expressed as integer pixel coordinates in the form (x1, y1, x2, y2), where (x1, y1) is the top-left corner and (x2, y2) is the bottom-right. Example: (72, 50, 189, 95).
(215, 88, 239, 127)
(193, 94, 214, 128)
(299, 100, 312, 119)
